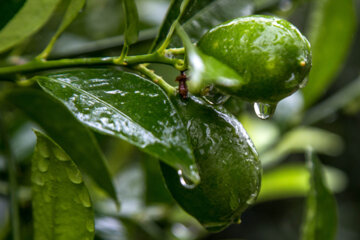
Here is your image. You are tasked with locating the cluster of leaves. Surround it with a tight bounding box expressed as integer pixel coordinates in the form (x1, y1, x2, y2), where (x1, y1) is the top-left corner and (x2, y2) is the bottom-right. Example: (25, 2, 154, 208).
(0, 0, 358, 239)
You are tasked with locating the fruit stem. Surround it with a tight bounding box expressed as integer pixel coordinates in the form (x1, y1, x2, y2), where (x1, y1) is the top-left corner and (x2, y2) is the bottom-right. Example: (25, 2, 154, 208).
(133, 64, 176, 96)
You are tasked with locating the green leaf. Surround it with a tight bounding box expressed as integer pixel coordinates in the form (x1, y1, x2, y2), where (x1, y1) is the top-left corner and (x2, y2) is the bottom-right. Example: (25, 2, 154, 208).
(302, 0, 356, 108)
(0, 0, 62, 53)
(32, 130, 94, 240)
(258, 163, 347, 203)
(35, 69, 199, 184)
(123, 0, 139, 45)
(38, 0, 86, 59)
(150, 0, 253, 51)
(261, 127, 344, 168)
(301, 151, 338, 240)
(176, 25, 244, 95)
(4, 89, 117, 202)
(0, 0, 26, 31)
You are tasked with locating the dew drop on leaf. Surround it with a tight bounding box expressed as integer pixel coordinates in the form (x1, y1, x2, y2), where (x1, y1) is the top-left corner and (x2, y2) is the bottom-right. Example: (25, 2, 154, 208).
(66, 167, 82, 184)
(86, 220, 95, 233)
(32, 172, 45, 186)
(38, 157, 49, 173)
(53, 147, 69, 161)
(253, 102, 277, 119)
(178, 169, 196, 189)
(79, 188, 91, 208)
(38, 140, 51, 158)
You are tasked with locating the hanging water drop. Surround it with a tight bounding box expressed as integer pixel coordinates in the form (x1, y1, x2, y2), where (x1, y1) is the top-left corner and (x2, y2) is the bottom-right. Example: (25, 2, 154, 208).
(178, 169, 196, 189)
(253, 102, 277, 119)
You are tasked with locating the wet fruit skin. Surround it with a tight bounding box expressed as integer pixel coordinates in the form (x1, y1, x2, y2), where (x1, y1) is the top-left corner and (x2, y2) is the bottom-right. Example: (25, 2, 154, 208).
(197, 15, 312, 103)
(161, 96, 261, 232)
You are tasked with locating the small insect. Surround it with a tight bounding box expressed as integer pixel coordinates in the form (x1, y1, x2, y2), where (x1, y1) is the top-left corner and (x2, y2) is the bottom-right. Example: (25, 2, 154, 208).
(176, 71, 188, 99)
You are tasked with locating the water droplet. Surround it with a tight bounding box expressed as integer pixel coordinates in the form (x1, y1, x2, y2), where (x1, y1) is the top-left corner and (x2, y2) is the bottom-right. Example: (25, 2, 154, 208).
(53, 147, 69, 161)
(178, 169, 196, 189)
(299, 77, 308, 89)
(246, 192, 258, 205)
(79, 188, 91, 208)
(32, 173, 45, 186)
(38, 157, 49, 172)
(253, 102, 277, 119)
(235, 218, 242, 224)
(86, 220, 95, 232)
(38, 140, 51, 158)
(66, 167, 82, 184)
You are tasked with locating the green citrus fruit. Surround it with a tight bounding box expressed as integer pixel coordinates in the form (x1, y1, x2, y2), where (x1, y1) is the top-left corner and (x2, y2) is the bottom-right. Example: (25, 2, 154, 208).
(197, 15, 312, 104)
(161, 96, 261, 232)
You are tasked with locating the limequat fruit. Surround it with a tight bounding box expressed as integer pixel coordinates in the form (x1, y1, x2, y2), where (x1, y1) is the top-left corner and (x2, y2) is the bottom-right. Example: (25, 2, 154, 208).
(197, 15, 312, 105)
(161, 96, 261, 232)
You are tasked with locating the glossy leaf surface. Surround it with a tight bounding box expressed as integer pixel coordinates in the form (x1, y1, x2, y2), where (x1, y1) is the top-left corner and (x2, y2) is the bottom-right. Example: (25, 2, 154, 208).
(302, 0, 356, 107)
(123, 0, 139, 45)
(32, 130, 94, 240)
(0, 0, 62, 53)
(5, 89, 117, 202)
(151, 0, 253, 50)
(161, 95, 261, 232)
(301, 151, 337, 240)
(36, 69, 199, 183)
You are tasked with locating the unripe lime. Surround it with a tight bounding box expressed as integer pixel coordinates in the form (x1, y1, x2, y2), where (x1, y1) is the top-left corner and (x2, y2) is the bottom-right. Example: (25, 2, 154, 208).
(161, 96, 261, 232)
(197, 15, 311, 104)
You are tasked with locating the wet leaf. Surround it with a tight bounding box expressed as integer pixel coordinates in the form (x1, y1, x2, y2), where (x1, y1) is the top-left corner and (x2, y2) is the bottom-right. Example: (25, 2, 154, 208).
(150, 0, 253, 51)
(32, 130, 94, 240)
(123, 0, 139, 45)
(258, 163, 347, 203)
(0, 0, 62, 53)
(301, 151, 338, 240)
(302, 0, 356, 107)
(161, 95, 261, 232)
(4, 89, 117, 202)
(35, 69, 199, 184)
(176, 25, 244, 95)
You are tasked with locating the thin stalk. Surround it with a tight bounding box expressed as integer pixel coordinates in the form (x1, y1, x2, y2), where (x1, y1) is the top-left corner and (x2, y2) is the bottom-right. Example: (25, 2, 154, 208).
(0, 115, 20, 240)
(114, 44, 129, 64)
(134, 64, 176, 96)
(165, 47, 185, 55)
(0, 53, 186, 76)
